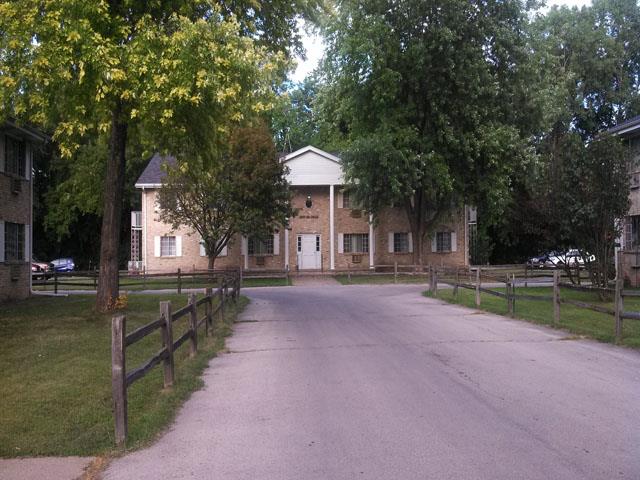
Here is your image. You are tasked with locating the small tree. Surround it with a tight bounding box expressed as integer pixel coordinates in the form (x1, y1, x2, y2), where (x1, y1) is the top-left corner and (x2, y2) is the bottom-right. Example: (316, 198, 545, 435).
(554, 134, 630, 288)
(157, 123, 292, 269)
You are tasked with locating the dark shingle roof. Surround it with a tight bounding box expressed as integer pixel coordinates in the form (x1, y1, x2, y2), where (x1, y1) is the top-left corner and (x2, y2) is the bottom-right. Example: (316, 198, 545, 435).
(135, 153, 176, 186)
(609, 115, 640, 137)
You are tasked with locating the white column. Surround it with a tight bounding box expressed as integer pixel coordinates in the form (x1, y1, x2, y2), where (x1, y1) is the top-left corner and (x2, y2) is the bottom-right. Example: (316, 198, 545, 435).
(369, 213, 375, 269)
(284, 227, 290, 270)
(330, 184, 335, 270)
(242, 236, 249, 270)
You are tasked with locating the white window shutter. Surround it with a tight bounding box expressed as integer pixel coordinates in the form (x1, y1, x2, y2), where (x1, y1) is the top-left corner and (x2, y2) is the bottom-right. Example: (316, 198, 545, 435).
(432, 234, 438, 253)
(199, 238, 206, 257)
(337, 190, 344, 208)
(451, 232, 457, 252)
(0, 221, 5, 262)
(241, 236, 247, 255)
(408, 232, 414, 253)
(388, 232, 394, 253)
(0, 135, 5, 173)
(154, 236, 161, 257)
(338, 233, 344, 254)
(273, 233, 280, 255)
(24, 224, 30, 262)
(175, 236, 182, 257)
(24, 144, 31, 180)
(220, 244, 228, 257)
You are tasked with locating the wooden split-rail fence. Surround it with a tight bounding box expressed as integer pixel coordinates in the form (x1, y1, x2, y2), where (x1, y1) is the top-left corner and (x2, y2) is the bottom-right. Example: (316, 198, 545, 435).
(429, 258, 636, 343)
(111, 272, 240, 446)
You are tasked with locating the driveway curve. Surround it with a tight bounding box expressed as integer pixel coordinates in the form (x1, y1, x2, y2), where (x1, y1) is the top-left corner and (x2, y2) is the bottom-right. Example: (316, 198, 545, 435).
(104, 284, 640, 480)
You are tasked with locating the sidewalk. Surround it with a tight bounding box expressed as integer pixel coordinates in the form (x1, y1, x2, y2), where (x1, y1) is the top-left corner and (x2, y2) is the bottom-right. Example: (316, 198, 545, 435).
(0, 456, 95, 480)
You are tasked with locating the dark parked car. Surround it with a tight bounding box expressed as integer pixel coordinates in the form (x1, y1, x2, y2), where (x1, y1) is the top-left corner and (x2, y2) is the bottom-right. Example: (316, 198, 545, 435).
(49, 258, 75, 272)
(527, 250, 563, 268)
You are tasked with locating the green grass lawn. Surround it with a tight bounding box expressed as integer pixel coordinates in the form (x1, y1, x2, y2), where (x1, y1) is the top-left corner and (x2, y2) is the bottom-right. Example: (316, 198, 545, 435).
(33, 275, 289, 291)
(428, 286, 640, 348)
(0, 293, 247, 457)
(335, 274, 430, 285)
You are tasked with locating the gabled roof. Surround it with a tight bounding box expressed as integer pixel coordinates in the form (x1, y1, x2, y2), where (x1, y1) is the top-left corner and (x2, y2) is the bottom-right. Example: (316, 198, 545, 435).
(609, 114, 640, 138)
(135, 153, 176, 188)
(281, 145, 341, 164)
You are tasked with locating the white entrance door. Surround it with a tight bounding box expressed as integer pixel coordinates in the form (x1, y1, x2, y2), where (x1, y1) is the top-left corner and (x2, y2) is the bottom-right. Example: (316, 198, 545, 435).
(298, 234, 321, 269)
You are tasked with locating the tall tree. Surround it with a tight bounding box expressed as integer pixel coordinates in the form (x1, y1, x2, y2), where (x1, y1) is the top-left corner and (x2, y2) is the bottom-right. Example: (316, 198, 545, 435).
(157, 122, 292, 269)
(318, 0, 534, 264)
(0, 1, 317, 310)
(272, 77, 321, 152)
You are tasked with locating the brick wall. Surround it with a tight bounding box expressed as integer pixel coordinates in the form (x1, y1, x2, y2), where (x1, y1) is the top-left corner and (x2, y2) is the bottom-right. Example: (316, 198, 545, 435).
(140, 187, 468, 273)
(0, 171, 31, 302)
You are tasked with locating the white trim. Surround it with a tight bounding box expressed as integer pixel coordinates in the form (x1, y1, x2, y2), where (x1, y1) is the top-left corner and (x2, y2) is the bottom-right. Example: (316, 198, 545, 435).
(142, 188, 147, 268)
(330, 184, 335, 269)
(281, 145, 341, 164)
(337, 189, 344, 209)
(369, 214, 374, 269)
(0, 221, 4, 263)
(431, 235, 437, 253)
(284, 228, 290, 269)
(135, 182, 162, 189)
(451, 231, 457, 252)
(388, 232, 394, 253)
(175, 235, 182, 257)
(242, 236, 249, 270)
(338, 233, 344, 254)
(154, 236, 161, 257)
(273, 232, 280, 255)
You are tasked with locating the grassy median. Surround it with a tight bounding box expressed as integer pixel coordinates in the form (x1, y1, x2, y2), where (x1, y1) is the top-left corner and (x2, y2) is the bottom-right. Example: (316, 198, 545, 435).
(427, 286, 640, 348)
(0, 293, 247, 457)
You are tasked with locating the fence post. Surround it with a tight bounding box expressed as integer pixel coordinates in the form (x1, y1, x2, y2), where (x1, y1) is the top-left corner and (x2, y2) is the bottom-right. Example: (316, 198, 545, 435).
(347, 263, 352, 284)
(615, 256, 624, 343)
(475, 267, 481, 308)
(160, 301, 174, 388)
(506, 274, 513, 317)
(454, 269, 459, 298)
(188, 293, 198, 357)
(205, 288, 212, 336)
(93, 270, 97, 290)
(236, 268, 241, 299)
(433, 268, 438, 296)
(524, 263, 528, 288)
(218, 278, 225, 325)
(54, 271, 58, 294)
(143, 266, 147, 289)
(553, 270, 560, 325)
(177, 268, 182, 295)
(394, 261, 398, 284)
(111, 314, 127, 447)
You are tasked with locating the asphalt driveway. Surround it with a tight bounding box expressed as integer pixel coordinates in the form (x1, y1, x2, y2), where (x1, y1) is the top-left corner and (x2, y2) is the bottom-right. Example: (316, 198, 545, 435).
(104, 284, 640, 480)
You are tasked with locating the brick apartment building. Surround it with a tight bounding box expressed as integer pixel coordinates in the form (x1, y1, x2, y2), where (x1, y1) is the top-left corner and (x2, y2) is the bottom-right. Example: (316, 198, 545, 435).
(613, 115, 640, 286)
(131, 146, 472, 273)
(0, 120, 47, 302)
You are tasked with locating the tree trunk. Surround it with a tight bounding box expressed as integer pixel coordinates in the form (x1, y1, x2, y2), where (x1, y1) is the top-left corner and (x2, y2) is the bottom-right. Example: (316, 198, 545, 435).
(96, 105, 128, 311)
(208, 255, 216, 270)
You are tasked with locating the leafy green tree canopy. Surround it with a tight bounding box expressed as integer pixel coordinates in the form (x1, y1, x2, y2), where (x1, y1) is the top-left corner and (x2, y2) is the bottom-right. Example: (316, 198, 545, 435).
(158, 122, 292, 269)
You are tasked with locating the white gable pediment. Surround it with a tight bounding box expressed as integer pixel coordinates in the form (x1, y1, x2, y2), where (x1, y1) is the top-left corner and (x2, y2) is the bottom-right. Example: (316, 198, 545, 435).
(283, 146, 344, 186)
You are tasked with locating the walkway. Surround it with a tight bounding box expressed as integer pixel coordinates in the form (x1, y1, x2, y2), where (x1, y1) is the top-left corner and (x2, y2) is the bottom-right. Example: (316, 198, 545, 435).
(104, 284, 640, 479)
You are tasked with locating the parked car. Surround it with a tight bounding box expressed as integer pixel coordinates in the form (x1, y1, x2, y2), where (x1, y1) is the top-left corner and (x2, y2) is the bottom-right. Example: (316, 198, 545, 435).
(527, 250, 563, 268)
(544, 249, 595, 268)
(31, 258, 50, 278)
(49, 258, 75, 272)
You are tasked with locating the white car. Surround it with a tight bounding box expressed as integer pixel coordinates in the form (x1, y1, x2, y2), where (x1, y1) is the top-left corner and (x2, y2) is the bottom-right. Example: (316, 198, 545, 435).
(545, 249, 595, 267)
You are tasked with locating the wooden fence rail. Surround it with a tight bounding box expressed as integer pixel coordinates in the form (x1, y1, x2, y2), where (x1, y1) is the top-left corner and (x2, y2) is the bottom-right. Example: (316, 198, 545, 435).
(433, 259, 635, 342)
(111, 271, 240, 446)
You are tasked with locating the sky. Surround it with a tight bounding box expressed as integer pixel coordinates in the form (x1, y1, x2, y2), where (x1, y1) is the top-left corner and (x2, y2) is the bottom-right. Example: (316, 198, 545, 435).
(290, 0, 593, 83)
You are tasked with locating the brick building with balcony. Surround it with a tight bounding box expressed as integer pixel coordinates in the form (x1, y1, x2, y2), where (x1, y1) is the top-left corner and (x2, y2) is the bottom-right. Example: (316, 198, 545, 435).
(131, 146, 473, 274)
